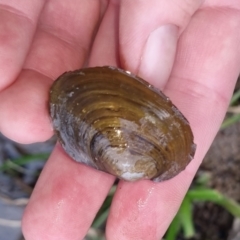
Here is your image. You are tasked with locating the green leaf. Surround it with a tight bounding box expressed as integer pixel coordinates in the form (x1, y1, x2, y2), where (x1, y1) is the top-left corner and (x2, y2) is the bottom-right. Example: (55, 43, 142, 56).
(221, 113, 240, 129)
(0, 153, 49, 171)
(187, 188, 240, 218)
(230, 88, 240, 105)
(92, 208, 110, 229)
(178, 196, 195, 238)
(187, 188, 222, 201)
(165, 213, 181, 240)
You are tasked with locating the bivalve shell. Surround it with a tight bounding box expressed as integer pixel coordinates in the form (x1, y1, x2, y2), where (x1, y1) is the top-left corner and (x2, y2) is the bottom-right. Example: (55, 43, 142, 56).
(49, 66, 196, 182)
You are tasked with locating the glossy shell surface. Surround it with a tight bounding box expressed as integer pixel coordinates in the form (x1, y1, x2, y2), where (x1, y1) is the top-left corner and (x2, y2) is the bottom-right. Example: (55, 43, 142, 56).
(49, 66, 196, 182)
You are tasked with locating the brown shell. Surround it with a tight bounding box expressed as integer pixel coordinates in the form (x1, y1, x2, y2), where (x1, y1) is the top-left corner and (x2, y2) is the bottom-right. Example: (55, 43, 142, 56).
(49, 66, 196, 182)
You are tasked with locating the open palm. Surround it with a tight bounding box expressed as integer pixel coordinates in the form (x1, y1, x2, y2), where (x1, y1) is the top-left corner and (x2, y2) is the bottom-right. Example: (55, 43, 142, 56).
(0, 1, 239, 239)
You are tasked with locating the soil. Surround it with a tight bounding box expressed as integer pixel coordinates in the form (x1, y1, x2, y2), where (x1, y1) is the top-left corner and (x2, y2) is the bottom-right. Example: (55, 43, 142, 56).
(177, 121, 240, 240)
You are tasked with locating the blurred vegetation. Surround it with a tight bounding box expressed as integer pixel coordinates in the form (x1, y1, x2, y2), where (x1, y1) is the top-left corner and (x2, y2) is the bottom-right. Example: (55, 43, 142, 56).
(221, 88, 240, 129)
(165, 176, 240, 240)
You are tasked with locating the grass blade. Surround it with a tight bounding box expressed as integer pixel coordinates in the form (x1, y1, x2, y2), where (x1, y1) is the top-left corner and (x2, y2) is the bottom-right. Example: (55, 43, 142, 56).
(0, 153, 49, 171)
(187, 188, 240, 218)
(221, 113, 240, 129)
(230, 89, 240, 105)
(165, 214, 181, 240)
(178, 196, 195, 238)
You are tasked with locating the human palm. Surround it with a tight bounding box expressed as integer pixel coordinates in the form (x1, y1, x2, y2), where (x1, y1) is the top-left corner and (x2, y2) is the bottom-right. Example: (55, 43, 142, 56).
(0, 1, 239, 239)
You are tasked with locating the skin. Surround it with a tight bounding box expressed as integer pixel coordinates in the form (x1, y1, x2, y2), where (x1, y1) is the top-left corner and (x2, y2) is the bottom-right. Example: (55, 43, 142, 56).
(0, 0, 239, 239)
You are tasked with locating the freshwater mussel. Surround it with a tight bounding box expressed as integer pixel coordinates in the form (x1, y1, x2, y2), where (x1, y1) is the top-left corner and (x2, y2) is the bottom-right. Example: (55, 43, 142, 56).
(49, 66, 196, 182)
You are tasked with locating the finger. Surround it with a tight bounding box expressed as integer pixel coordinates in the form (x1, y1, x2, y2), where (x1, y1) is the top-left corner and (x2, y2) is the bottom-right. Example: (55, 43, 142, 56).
(0, 0, 45, 90)
(119, 0, 203, 87)
(106, 5, 240, 240)
(165, 7, 240, 165)
(24, 0, 102, 79)
(0, 0, 102, 143)
(22, 145, 115, 240)
(22, 2, 116, 239)
(89, 0, 119, 66)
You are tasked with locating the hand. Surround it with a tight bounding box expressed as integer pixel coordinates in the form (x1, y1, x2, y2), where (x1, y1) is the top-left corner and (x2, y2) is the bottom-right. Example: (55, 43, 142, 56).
(0, 1, 239, 239)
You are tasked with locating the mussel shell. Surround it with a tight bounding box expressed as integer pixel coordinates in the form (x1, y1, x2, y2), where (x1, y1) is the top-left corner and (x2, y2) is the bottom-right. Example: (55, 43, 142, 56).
(49, 66, 196, 182)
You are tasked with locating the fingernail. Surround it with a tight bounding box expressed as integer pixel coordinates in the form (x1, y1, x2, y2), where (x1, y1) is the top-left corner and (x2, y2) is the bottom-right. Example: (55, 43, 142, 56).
(139, 25, 178, 88)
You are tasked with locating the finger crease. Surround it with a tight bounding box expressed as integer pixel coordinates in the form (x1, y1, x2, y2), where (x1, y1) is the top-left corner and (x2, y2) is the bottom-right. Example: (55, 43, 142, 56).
(0, 4, 34, 25)
(39, 25, 88, 54)
(166, 76, 230, 107)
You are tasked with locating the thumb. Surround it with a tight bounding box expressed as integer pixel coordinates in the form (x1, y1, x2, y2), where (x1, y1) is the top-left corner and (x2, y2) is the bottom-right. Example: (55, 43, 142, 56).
(118, 0, 204, 88)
